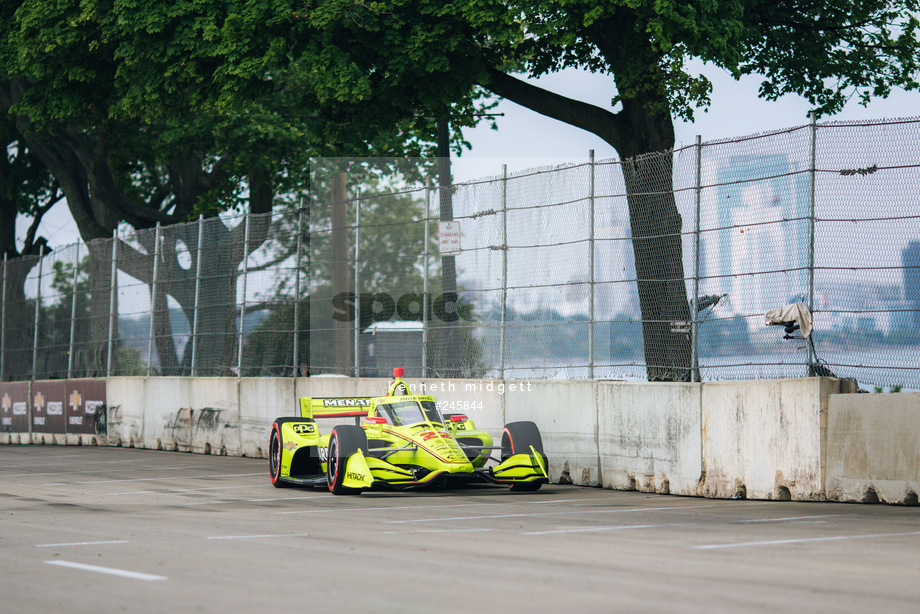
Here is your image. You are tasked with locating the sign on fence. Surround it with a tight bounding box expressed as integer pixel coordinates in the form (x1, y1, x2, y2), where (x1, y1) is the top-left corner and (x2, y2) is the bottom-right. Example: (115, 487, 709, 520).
(438, 221, 461, 255)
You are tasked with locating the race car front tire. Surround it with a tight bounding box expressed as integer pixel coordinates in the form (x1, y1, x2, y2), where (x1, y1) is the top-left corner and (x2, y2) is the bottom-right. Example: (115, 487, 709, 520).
(269, 420, 292, 488)
(501, 421, 545, 492)
(327, 425, 368, 495)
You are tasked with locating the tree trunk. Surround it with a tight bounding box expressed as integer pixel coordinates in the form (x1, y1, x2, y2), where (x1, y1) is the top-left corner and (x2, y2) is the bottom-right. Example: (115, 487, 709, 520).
(437, 118, 460, 378)
(124, 219, 236, 376)
(0, 256, 38, 381)
(614, 97, 692, 381)
(114, 169, 273, 376)
(621, 155, 692, 381)
(482, 70, 693, 380)
(83, 239, 114, 376)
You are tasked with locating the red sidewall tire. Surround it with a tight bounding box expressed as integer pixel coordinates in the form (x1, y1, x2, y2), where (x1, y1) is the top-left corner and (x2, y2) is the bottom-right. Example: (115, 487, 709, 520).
(326, 425, 367, 495)
(501, 421, 545, 492)
(269, 422, 287, 488)
(501, 421, 543, 460)
(327, 430, 341, 493)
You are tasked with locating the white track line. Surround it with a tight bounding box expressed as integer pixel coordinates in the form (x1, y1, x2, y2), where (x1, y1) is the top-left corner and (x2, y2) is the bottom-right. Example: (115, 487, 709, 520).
(384, 504, 718, 524)
(207, 533, 311, 540)
(276, 501, 544, 514)
(694, 530, 920, 550)
(0, 458, 149, 469)
(277, 502, 487, 515)
(109, 485, 265, 495)
(732, 514, 849, 524)
(135, 465, 212, 471)
(523, 514, 849, 535)
(183, 496, 326, 505)
(384, 528, 495, 534)
(44, 560, 166, 581)
(5, 468, 147, 479)
(37, 540, 129, 548)
(45, 472, 264, 486)
(524, 522, 689, 535)
(275, 498, 669, 516)
(3, 464, 210, 479)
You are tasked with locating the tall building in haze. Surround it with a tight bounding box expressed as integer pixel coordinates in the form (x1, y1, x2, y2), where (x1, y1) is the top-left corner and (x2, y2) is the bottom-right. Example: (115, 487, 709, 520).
(701, 154, 811, 317)
(903, 240, 920, 329)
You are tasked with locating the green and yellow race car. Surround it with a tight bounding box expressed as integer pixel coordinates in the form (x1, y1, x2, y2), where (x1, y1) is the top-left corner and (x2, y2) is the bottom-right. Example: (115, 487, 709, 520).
(268, 374, 548, 495)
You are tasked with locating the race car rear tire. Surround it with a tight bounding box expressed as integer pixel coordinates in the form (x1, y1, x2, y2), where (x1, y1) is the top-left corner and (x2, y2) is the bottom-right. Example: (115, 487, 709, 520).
(327, 425, 368, 495)
(269, 420, 291, 488)
(501, 421, 545, 492)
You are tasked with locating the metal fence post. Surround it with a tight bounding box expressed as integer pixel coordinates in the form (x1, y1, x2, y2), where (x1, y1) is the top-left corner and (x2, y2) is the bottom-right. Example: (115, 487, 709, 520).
(31, 245, 45, 379)
(292, 204, 304, 377)
(67, 243, 80, 378)
(0, 255, 9, 381)
(692, 135, 702, 383)
(1, 253, 7, 381)
(500, 165, 508, 380)
(588, 150, 595, 379)
(237, 212, 251, 377)
(147, 223, 162, 377)
(423, 181, 431, 378)
(190, 215, 204, 376)
(807, 112, 817, 375)
(106, 229, 118, 377)
(353, 197, 361, 378)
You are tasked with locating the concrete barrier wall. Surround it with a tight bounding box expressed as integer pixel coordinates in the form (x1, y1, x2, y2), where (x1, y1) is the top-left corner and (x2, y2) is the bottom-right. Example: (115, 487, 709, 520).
(826, 392, 920, 505)
(504, 380, 601, 486)
(597, 382, 702, 496)
(699, 378, 843, 501)
(240, 378, 294, 458)
(9, 375, 916, 504)
(108, 377, 242, 454)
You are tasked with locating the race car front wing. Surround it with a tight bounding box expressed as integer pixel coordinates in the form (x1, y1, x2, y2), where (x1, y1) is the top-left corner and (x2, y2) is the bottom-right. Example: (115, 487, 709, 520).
(337, 446, 550, 491)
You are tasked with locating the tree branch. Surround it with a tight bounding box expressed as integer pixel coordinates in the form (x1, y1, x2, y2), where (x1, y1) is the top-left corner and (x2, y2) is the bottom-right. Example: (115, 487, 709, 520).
(479, 67, 625, 151)
(21, 186, 60, 253)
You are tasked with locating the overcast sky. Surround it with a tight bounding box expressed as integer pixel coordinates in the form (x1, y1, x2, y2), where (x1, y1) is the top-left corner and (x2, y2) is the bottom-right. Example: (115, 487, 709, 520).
(452, 60, 920, 181)
(17, 61, 920, 249)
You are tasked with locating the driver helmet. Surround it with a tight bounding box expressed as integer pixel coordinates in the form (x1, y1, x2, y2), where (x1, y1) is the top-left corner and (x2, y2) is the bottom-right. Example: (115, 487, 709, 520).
(387, 367, 409, 396)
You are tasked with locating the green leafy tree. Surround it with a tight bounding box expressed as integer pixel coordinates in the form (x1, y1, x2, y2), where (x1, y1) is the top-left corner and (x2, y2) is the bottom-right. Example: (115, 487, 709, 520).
(2, 1, 278, 374)
(286, 0, 920, 380)
(2, 1, 488, 376)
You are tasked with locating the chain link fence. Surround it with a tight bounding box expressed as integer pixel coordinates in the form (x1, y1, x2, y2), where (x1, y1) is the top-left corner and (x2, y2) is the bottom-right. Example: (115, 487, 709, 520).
(2, 117, 919, 388)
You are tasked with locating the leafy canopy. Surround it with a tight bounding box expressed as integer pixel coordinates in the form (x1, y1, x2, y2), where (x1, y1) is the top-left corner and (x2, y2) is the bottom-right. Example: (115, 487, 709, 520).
(284, 0, 920, 129)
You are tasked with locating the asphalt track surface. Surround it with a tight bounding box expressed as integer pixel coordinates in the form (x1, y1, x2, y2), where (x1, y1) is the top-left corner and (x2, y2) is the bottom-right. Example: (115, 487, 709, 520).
(2, 446, 919, 613)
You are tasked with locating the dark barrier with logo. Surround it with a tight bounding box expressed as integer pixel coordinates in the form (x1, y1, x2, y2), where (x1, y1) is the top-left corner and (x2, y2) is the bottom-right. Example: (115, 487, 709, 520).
(32, 380, 66, 434)
(1, 381, 30, 433)
(1, 379, 106, 436)
(65, 379, 107, 435)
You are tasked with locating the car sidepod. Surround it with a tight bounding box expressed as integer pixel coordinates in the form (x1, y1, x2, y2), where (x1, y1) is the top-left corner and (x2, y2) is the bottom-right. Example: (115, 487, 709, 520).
(444, 414, 494, 468)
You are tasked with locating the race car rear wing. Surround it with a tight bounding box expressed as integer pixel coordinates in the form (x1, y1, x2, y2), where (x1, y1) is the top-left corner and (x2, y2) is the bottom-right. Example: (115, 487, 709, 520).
(300, 396, 376, 419)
